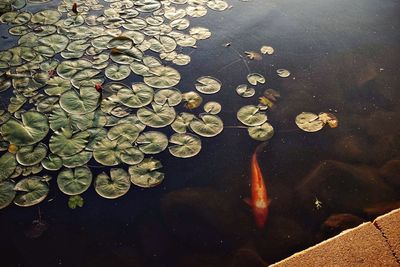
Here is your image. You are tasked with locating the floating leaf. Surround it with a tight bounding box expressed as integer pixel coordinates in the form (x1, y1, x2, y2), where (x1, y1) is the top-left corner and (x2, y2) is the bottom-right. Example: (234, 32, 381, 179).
(31, 10, 61, 25)
(247, 73, 265, 85)
(60, 87, 100, 115)
(105, 64, 131, 81)
(16, 143, 47, 166)
(190, 114, 223, 137)
(137, 102, 176, 128)
(319, 112, 339, 128)
(182, 91, 202, 109)
(1, 111, 49, 146)
(277, 69, 290, 78)
(207, 0, 229, 11)
(57, 167, 92, 195)
(41, 153, 63, 171)
(62, 151, 92, 168)
(39, 34, 69, 54)
(237, 105, 267, 126)
(0, 153, 17, 181)
(171, 112, 195, 133)
(118, 83, 154, 108)
(0, 180, 15, 209)
(8, 94, 26, 113)
(14, 177, 49, 207)
(135, 0, 162, 12)
(136, 131, 168, 154)
(129, 158, 164, 188)
(260, 45, 274, 55)
(49, 128, 89, 157)
(245, 51, 262, 60)
(143, 66, 181, 89)
(68, 195, 84, 209)
(107, 123, 142, 143)
(236, 84, 255, 98)
(189, 27, 211, 40)
(169, 133, 201, 158)
(95, 168, 131, 199)
(295, 112, 324, 132)
(248, 122, 274, 141)
(154, 88, 182, 106)
(93, 138, 139, 166)
(195, 76, 221, 94)
(203, 101, 221, 114)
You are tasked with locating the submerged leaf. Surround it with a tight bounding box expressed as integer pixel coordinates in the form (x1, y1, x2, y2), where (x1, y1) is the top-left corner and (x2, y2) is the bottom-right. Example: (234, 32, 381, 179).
(136, 131, 168, 154)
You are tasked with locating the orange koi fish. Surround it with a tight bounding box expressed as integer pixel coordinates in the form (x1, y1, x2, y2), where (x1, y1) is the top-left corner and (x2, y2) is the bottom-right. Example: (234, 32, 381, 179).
(247, 144, 270, 228)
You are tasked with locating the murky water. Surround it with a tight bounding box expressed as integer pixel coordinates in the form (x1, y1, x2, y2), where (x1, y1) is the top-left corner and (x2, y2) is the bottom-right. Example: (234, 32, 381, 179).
(0, 0, 399, 266)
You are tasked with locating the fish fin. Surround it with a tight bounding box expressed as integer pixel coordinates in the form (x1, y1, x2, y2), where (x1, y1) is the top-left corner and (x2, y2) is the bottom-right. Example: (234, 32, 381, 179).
(243, 198, 252, 206)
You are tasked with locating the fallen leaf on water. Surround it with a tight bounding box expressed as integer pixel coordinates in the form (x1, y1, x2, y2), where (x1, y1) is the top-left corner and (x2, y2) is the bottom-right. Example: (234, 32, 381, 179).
(245, 51, 262, 60)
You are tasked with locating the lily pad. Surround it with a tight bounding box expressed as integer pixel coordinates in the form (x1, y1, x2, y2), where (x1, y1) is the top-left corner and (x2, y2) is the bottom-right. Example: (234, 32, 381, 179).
(118, 83, 154, 108)
(136, 131, 168, 154)
(203, 101, 221, 114)
(236, 84, 255, 98)
(143, 66, 181, 89)
(295, 112, 324, 132)
(171, 112, 195, 133)
(277, 69, 290, 78)
(1, 111, 49, 146)
(105, 64, 131, 81)
(247, 73, 265, 85)
(182, 91, 202, 109)
(62, 151, 92, 168)
(38, 34, 69, 54)
(195, 76, 221, 94)
(237, 105, 267, 126)
(93, 138, 140, 166)
(16, 143, 47, 166)
(31, 10, 61, 25)
(0, 180, 16, 209)
(107, 123, 142, 143)
(41, 153, 63, 171)
(129, 158, 164, 188)
(0, 152, 17, 181)
(95, 168, 131, 199)
(60, 87, 100, 115)
(248, 122, 274, 141)
(68, 195, 84, 209)
(49, 128, 89, 157)
(154, 88, 182, 106)
(189, 114, 223, 137)
(260, 45, 274, 55)
(57, 167, 92, 195)
(137, 102, 176, 128)
(169, 133, 201, 158)
(14, 177, 49, 207)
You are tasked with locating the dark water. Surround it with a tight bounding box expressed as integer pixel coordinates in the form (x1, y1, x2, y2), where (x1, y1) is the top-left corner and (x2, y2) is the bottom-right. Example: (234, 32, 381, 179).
(1, 0, 400, 266)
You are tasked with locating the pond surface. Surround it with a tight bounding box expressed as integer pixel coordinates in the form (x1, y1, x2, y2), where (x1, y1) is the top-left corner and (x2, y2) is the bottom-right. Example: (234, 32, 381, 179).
(0, 0, 399, 266)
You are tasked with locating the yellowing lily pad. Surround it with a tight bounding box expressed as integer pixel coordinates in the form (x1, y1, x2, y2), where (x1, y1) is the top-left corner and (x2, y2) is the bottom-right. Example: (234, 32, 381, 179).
(137, 102, 176, 128)
(236, 84, 255, 98)
(203, 101, 221, 114)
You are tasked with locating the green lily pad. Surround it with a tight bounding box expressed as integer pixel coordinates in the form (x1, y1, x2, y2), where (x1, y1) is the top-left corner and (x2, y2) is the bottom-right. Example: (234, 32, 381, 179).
(31, 10, 61, 24)
(107, 123, 142, 143)
(56, 59, 92, 79)
(93, 138, 135, 166)
(49, 106, 95, 132)
(247, 73, 265, 85)
(195, 76, 221, 94)
(186, 5, 207, 17)
(62, 151, 92, 168)
(207, 0, 229, 11)
(8, 94, 26, 113)
(135, 0, 162, 12)
(143, 66, 181, 89)
(1, 111, 49, 146)
(86, 128, 108, 151)
(295, 112, 324, 132)
(277, 68, 291, 78)
(0, 180, 16, 209)
(105, 64, 131, 81)
(248, 122, 274, 141)
(236, 84, 255, 98)
(203, 101, 221, 114)
(169, 133, 201, 158)
(44, 77, 71, 96)
(39, 34, 69, 53)
(154, 88, 182, 106)
(129, 158, 164, 188)
(95, 168, 131, 199)
(189, 27, 211, 40)
(171, 112, 195, 133)
(60, 87, 100, 115)
(57, 167, 92, 195)
(118, 83, 154, 108)
(189, 114, 223, 137)
(137, 102, 176, 128)
(237, 105, 268, 126)
(49, 128, 89, 157)
(0, 152, 17, 181)
(16, 143, 47, 166)
(149, 35, 177, 53)
(14, 176, 49, 207)
(71, 68, 102, 88)
(68, 195, 84, 209)
(41, 153, 63, 171)
(136, 131, 168, 154)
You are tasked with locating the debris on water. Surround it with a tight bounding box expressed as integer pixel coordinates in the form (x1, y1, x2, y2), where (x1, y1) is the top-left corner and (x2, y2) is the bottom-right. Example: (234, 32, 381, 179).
(314, 197, 322, 210)
(245, 51, 262, 60)
(223, 42, 231, 47)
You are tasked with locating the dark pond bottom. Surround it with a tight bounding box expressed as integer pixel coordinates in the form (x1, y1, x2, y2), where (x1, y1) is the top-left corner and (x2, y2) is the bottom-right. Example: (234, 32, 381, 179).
(1, 0, 400, 266)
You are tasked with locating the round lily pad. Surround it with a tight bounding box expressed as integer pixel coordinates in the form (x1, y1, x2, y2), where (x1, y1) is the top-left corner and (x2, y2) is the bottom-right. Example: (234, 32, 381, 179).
(118, 83, 154, 108)
(247, 73, 265, 85)
(14, 177, 49, 207)
(169, 133, 201, 158)
(105, 64, 131, 81)
(49, 128, 89, 157)
(93, 138, 133, 166)
(236, 84, 255, 98)
(129, 158, 164, 188)
(57, 167, 92, 195)
(0, 180, 15, 209)
(31, 10, 61, 25)
(143, 66, 181, 88)
(189, 114, 223, 137)
(154, 88, 182, 106)
(0, 152, 17, 181)
(137, 102, 176, 128)
(203, 101, 221, 114)
(41, 153, 62, 171)
(95, 168, 131, 199)
(38, 34, 69, 54)
(62, 151, 92, 168)
(16, 143, 47, 166)
(295, 112, 324, 132)
(107, 123, 142, 143)
(237, 105, 268, 126)
(248, 122, 274, 141)
(195, 76, 221, 94)
(1, 111, 49, 146)
(182, 91, 202, 109)
(60, 87, 100, 115)
(171, 112, 195, 133)
(277, 69, 290, 78)
(136, 131, 168, 154)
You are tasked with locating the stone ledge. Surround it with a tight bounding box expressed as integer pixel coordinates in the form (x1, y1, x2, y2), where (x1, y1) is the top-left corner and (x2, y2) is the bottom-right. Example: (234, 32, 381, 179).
(270, 208, 400, 267)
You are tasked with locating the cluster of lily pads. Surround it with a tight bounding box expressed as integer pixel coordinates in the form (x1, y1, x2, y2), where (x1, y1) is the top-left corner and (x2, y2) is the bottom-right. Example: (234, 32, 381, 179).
(0, 0, 231, 209)
(295, 112, 338, 132)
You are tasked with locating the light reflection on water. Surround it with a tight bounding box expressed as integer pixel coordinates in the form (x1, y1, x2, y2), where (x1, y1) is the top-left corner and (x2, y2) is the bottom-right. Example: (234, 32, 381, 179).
(0, 0, 399, 266)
